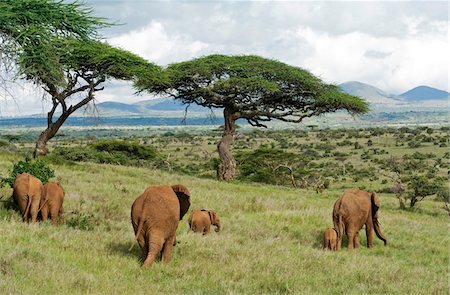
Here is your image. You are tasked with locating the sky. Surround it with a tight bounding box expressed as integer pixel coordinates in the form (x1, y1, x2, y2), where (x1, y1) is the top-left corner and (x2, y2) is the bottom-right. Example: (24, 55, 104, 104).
(1, 0, 449, 116)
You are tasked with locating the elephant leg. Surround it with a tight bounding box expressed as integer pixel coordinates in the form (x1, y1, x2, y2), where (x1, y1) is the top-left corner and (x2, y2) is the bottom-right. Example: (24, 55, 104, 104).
(50, 207, 59, 225)
(365, 223, 374, 248)
(41, 206, 49, 223)
(332, 241, 338, 251)
(353, 232, 360, 249)
(347, 231, 357, 250)
(162, 236, 175, 264)
(30, 197, 40, 223)
(137, 234, 148, 260)
(58, 206, 65, 225)
(203, 224, 211, 235)
(143, 236, 164, 268)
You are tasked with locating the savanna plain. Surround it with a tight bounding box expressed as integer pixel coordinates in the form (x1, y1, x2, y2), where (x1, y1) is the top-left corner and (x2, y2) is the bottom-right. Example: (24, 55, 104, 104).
(0, 126, 448, 294)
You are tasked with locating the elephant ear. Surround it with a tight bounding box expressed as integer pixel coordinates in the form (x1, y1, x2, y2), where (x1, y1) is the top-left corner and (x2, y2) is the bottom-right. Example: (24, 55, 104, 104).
(208, 211, 216, 224)
(371, 192, 381, 217)
(172, 184, 191, 220)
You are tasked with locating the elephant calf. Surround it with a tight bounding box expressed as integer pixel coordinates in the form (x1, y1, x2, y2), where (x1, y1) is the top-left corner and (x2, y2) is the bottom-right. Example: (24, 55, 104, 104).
(130, 184, 190, 268)
(41, 181, 65, 225)
(12, 173, 43, 223)
(188, 209, 221, 235)
(323, 227, 337, 251)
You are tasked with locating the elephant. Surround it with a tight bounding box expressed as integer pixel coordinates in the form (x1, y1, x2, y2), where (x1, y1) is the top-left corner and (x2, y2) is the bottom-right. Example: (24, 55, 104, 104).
(130, 184, 190, 268)
(323, 227, 337, 251)
(40, 181, 65, 225)
(333, 189, 387, 250)
(12, 173, 44, 223)
(188, 209, 221, 234)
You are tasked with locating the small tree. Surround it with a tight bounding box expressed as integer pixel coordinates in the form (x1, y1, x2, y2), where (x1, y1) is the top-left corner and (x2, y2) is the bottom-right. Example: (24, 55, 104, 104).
(143, 54, 368, 180)
(407, 175, 443, 208)
(28, 38, 163, 157)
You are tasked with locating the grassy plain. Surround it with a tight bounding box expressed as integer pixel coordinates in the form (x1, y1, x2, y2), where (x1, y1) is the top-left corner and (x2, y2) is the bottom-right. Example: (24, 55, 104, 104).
(0, 126, 448, 294)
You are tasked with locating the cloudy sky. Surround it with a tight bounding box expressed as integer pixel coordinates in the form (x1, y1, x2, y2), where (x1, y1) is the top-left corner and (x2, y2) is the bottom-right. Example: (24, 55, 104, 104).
(1, 0, 448, 116)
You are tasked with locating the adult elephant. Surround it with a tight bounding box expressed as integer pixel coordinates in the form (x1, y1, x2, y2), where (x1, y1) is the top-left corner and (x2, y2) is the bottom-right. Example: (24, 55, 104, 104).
(12, 173, 44, 223)
(130, 184, 190, 268)
(333, 189, 387, 250)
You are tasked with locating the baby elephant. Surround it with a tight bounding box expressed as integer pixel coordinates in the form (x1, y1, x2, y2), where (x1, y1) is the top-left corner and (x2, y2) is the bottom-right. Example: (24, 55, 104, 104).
(41, 181, 65, 225)
(189, 209, 221, 235)
(323, 227, 338, 251)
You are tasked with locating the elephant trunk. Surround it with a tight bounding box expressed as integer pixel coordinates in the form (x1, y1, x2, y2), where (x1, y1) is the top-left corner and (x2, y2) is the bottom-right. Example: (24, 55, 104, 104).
(373, 218, 387, 246)
(214, 220, 221, 232)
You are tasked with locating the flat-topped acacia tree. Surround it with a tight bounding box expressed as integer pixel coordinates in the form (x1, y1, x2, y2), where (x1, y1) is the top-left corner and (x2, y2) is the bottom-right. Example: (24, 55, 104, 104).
(29, 38, 163, 157)
(0, 0, 108, 86)
(143, 54, 369, 181)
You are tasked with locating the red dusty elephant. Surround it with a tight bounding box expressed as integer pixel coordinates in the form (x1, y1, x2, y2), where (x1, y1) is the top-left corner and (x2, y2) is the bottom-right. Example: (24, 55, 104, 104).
(41, 181, 65, 225)
(130, 184, 190, 268)
(188, 209, 221, 235)
(323, 227, 337, 251)
(12, 173, 44, 223)
(333, 189, 387, 250)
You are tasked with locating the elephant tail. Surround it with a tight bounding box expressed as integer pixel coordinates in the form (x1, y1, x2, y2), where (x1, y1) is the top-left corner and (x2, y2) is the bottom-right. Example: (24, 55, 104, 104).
(333, 202, 345, 241)
(22, 194, 32, 222)
(373, 218, 387, 246)
(128, 218, 144, 252)
(335, 215, 345, 240)
(38, 197, 49, 212)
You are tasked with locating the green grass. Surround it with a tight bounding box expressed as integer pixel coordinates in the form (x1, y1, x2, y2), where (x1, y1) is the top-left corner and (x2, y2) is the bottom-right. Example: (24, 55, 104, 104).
(0, 151, 448, 294)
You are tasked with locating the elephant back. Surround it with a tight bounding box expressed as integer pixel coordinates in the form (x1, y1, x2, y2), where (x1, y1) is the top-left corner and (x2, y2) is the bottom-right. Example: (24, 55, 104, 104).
(43, 181, 64, 205)
(13, 173, 43, 198)
(137, 186, 182, 228)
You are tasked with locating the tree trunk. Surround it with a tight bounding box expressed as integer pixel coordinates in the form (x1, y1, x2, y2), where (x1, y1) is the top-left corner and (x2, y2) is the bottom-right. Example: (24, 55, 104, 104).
(217, 107, 240, 181)
(33, 113, 69, 158)
(398, 194, 406, 210)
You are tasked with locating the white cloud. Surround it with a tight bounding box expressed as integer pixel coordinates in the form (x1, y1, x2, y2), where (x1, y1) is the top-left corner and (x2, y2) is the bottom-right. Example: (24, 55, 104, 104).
(109, 21, 209, 65)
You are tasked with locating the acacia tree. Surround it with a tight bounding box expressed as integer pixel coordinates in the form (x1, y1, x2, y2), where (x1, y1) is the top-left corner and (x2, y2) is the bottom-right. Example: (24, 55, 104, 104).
(28, 38, 163, 157)
(142, 54, 369, 180)
(0, 0, 107, 86)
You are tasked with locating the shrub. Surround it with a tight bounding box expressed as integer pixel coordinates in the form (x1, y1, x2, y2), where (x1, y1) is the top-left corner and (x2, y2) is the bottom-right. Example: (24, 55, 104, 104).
(49, 139, 162, 167)
(3, 157, 55, 187)
(236, 148, 307, 186)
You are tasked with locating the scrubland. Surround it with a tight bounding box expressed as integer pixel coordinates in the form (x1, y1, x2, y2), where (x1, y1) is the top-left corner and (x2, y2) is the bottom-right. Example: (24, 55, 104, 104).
(0, 126, 448, 294)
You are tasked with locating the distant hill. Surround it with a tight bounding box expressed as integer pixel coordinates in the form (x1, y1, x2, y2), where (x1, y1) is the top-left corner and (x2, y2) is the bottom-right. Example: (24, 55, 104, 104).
(139, 99, 210, 112)
(399, 86, 449, 101)
(339, 82, 449, 107)
(339, 81, 398, 105)
(93, 97, 214, 117)
(96, 102, 142, 114)
(88, 82, 448, 117)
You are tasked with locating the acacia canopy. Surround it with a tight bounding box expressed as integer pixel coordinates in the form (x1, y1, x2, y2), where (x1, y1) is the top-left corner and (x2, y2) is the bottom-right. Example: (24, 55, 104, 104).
(151, 54, 369, 127)
(0, 0, 108, 85)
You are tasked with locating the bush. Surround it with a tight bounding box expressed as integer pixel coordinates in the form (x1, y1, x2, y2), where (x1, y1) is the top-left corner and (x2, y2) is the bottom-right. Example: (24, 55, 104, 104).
(49, 139, 162, 167)
(236, 148, 307, 186)
(3, 157, 55, 187)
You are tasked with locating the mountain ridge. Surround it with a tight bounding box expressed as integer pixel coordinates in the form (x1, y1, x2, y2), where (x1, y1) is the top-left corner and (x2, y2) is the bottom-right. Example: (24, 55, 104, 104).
(87, 82, 449, 116)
